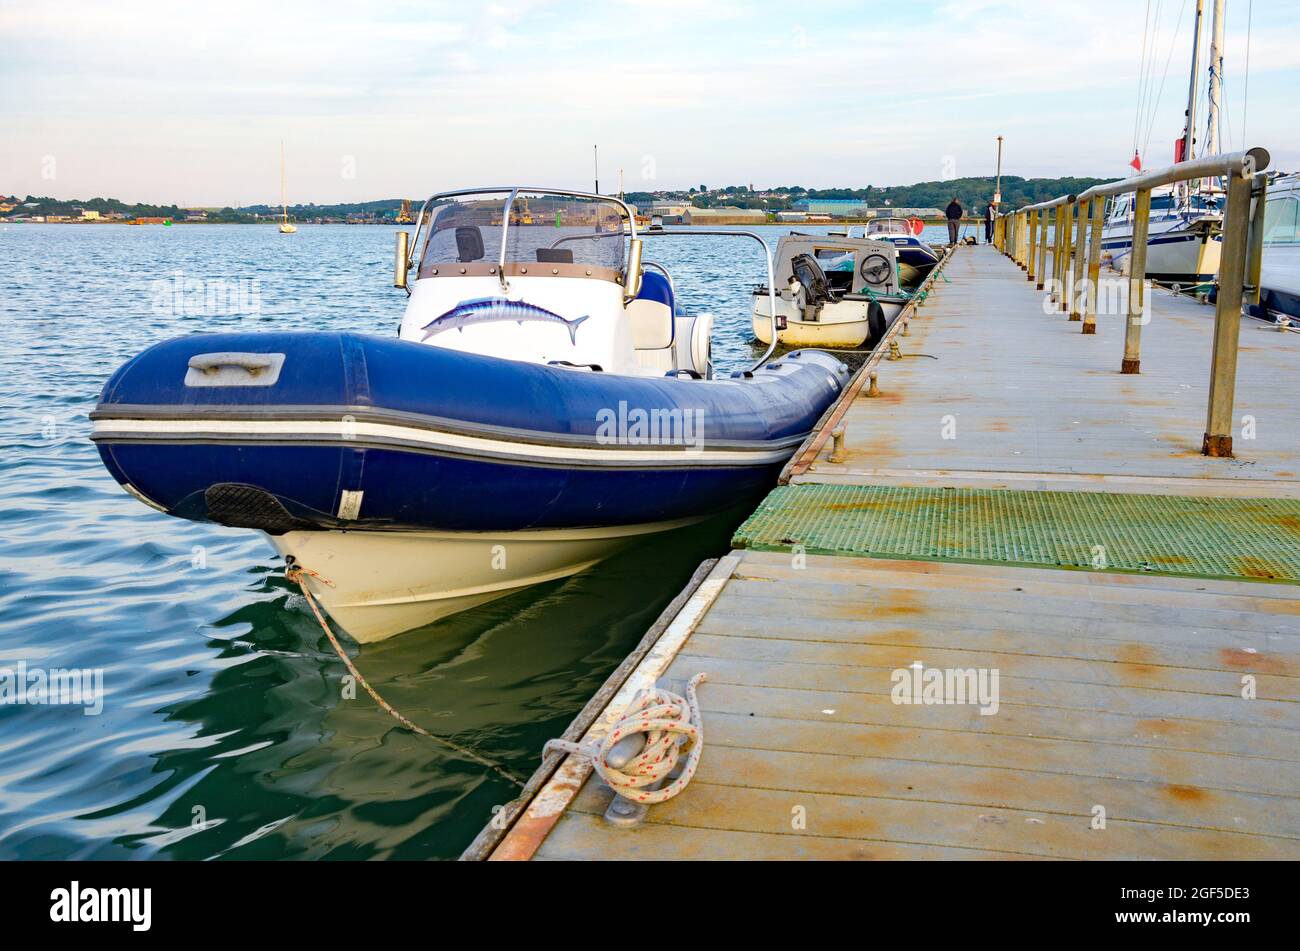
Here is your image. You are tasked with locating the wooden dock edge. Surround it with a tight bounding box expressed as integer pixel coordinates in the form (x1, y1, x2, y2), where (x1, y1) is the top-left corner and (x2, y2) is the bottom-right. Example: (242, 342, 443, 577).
(778, 243, 957, 485)
(460, 554, 736, 861)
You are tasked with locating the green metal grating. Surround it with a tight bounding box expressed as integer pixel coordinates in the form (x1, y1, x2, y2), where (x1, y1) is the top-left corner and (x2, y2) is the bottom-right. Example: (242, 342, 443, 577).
(733, 484, 1300, 584)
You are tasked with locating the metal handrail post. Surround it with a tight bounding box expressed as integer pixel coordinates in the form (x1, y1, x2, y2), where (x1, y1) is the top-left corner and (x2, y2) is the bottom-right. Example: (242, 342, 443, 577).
(1244, 174, 1268, 308)
(1202, 170, 1253, 456)
(1121, 188, 1152, 373)
(1026, 211, 1038, 282)
(1070, 198, 1088, 320)
(1036, 207, 1049, 290)
(1082, 196, 1104, 335)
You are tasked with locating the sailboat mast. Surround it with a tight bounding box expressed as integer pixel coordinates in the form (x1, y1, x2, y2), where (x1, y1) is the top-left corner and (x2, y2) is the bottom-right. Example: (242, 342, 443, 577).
(1181, 0, 1205, 165)
(1205, 0, 1225, 157)
(280, 141, 288, 222)
(1180, 0, 1206, 200)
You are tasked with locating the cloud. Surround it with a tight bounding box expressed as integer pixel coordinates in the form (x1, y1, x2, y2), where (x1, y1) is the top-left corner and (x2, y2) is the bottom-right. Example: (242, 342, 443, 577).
(2, 0, 1297, 202)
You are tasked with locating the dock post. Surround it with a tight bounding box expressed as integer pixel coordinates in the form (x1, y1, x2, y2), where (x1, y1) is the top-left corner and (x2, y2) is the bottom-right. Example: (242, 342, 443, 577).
(1062, 199, 1076, 313)
(1036, 208, 1048, 290)
(1202, 169, 1253, 456)
(1120, 188, 1151, 374)
(1047, 209, 1059, 302)
(1056, 202, 1068, 312)
(1082, 196, 1103, 334)
(1070, 199, 1088, 320)
(1019, 213, 1028, 267)
(1053, 205, 1068, 307)
(1244, 174, 1268, 309)
(1027, 211, 1038, 282)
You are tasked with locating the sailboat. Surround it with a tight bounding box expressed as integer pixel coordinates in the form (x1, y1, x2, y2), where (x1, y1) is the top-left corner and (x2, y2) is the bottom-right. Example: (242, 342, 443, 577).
(1101, 0, 1226, 286)
(278, 141, 297, 234)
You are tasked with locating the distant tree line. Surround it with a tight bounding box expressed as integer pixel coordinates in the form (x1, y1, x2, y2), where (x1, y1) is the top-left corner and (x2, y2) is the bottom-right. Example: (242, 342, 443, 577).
(625, 175, 1118, 212)
(10, 175, 1119, 222)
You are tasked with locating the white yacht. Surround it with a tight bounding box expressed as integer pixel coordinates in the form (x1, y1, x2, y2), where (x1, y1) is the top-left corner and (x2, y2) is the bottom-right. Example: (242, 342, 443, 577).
(1258, 173, 1300, 324)
(1099, 189, 1221, 285)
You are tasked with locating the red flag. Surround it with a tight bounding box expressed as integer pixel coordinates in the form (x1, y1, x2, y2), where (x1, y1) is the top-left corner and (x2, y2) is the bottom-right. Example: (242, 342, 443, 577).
(1129, 151, 1142, 172)
(1173, 137, 1186, 163)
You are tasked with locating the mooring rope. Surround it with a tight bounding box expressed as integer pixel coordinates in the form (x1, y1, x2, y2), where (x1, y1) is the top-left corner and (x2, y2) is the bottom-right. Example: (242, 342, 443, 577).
(283, 556, 526, 788)
(544, 673, 707, 805)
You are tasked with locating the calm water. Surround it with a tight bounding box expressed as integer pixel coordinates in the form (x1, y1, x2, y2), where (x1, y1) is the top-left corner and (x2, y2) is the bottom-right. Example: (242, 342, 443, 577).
(0, 221, 944, 860)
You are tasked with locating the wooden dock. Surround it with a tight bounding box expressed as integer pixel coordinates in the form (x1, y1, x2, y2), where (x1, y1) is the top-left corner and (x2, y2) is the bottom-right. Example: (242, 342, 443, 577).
(468, 246, 1300, 861)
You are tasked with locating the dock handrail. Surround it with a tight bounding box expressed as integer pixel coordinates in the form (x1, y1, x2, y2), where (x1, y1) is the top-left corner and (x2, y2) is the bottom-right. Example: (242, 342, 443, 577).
(993, 147, 1271, 458)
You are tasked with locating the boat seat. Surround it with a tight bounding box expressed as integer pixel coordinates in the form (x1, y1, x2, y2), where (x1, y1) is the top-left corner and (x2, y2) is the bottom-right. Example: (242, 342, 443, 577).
(455, 226, 485, 262)
(628, 270, 674, 350)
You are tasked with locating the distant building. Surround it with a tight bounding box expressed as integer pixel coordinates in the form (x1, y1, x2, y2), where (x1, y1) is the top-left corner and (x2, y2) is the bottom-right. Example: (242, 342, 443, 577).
(793, 199, 871, 218)
(647, 201, 690, 224)
(868, 207, 943, 218)
(683, 206, 767, 226)
(79, 209, 100, 220)
(775, 211, 808, 222)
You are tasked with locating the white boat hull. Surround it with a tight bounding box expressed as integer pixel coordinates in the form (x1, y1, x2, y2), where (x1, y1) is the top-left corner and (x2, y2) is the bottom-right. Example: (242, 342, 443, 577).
(751, 296, 903, 348)
(1100, 218, 1221, 285)
(269, 516, 707, 643)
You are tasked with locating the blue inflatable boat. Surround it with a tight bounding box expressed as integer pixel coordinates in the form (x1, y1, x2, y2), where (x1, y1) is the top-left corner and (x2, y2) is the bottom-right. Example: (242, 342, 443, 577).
(92, 187, 849, 641)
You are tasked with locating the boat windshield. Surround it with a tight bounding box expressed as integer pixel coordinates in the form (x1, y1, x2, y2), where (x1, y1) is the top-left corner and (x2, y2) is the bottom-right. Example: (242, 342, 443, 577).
(1264, 195, 1300, 246)
(419, 192, 627, 278)
(866, 218, 910, 235)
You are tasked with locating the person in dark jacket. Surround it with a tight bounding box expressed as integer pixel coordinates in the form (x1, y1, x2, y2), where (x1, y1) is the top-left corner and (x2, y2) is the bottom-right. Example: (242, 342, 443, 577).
(984, 202, 996, 244)
(945, 197, 963, 244)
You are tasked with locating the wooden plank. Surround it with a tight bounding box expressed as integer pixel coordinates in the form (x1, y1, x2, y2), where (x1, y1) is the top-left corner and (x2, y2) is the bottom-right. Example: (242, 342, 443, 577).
(734, 550, 1300, 604)
(667, 654, 1296, 727)
(706, 584, 1297, 639)
(717, 575, 1300, 629)
(535, 811, 1043, 861)
(687, 681, 1300, 765)
(681, 631, 1300, 698)
(560, 780, 1300, 860)
(694, 615, 1298, 682)
(679, 711, 1300, 814)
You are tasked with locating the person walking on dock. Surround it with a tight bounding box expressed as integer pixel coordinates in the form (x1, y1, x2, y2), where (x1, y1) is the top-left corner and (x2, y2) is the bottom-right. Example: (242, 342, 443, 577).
(945, 197, 963, 245)
(984, 201, 996, 244)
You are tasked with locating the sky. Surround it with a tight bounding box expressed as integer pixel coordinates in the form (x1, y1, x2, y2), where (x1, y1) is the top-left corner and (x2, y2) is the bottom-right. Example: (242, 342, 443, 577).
(2, 0, 1298, 205)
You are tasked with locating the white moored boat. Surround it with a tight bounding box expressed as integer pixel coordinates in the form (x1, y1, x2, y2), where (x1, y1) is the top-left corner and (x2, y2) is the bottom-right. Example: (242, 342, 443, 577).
(92, 188, 849, 642)
(751, 231, 911, 349)
(1099, 189, 1221, 285)
(1257, 172, 1300, 325)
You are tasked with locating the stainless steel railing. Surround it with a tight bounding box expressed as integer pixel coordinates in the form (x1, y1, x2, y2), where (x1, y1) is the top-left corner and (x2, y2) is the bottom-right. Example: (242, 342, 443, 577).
(994, 147, 1271, 457)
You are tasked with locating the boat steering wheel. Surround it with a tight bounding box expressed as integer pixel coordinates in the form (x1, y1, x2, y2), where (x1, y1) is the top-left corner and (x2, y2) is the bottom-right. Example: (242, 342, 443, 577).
(860, 253, 892, 286)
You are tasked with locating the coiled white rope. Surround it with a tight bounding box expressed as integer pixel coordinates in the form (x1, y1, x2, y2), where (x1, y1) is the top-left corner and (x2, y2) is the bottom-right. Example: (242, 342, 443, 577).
(545, 672, 707, 805)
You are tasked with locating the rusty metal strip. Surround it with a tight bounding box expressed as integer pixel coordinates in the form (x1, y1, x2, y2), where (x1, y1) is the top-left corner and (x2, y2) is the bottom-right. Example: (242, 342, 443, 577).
(779, 244, 957, 484)
(458, 557, 719, 861)
(486, 553, 741, 861)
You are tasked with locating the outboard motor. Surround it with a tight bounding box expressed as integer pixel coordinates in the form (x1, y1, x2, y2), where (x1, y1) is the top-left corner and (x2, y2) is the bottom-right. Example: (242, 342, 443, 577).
(790, 253, 838, 323)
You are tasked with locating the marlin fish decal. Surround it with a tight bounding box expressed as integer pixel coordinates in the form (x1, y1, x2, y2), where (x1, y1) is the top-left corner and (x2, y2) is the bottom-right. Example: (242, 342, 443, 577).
(420, 297, 590, 344)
